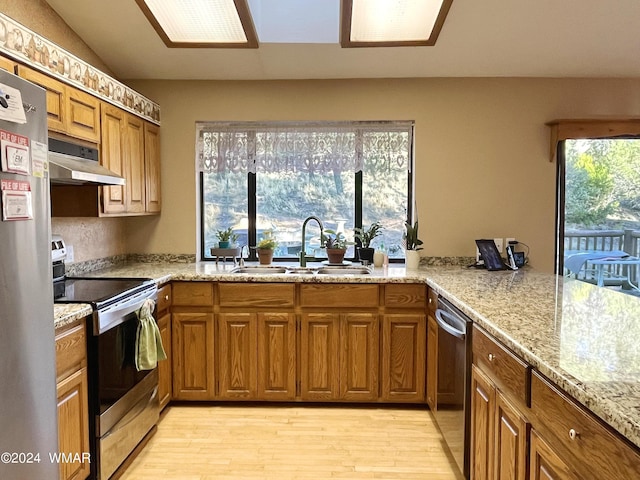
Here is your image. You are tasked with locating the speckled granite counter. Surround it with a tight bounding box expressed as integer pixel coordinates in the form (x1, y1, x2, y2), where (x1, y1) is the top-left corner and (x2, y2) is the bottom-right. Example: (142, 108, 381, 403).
(54, 303, 92, 330)
(74, 261, 640, 450)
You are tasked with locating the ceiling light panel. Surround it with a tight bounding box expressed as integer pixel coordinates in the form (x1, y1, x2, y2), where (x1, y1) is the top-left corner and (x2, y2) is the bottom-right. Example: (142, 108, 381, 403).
(137, 0, 258, 47)
(342, 0, 453, 47)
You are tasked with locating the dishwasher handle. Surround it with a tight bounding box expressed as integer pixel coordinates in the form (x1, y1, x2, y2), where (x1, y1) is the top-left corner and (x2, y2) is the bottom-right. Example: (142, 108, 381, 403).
(435, 308, 467, 340)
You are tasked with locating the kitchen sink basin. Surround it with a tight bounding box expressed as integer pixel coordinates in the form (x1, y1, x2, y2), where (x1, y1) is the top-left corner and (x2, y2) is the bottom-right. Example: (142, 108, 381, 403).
(230, 266, 288, 274)
(316, 266, 372, 275)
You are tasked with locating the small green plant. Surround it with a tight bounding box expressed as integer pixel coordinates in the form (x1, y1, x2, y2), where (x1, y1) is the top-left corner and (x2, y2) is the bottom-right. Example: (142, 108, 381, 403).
(216, 226, 238, 243)
(403, 221, 423, 251)
(354, 221, 383, 248)
(257, 231, 278, 249)
(322, 229, 352, 250)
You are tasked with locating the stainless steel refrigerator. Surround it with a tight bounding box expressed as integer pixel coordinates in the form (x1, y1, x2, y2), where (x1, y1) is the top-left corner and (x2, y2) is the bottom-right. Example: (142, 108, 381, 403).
(0, 69, 58, 478)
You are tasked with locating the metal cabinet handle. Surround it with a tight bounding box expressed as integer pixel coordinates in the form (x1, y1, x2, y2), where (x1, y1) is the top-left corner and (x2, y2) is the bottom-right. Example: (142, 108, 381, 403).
(428, 297, 432, 304)
(164, 294, 169, 301)
(569, 428, 579, 440)
(488, 353, 495, 362)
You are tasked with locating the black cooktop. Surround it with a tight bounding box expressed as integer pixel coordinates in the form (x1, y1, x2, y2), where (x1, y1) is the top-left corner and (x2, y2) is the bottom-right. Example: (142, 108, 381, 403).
(53, 277, 155, 307)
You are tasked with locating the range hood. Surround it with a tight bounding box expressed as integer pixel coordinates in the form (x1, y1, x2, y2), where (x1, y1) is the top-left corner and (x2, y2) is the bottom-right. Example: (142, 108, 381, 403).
(48, 138, 125, 186)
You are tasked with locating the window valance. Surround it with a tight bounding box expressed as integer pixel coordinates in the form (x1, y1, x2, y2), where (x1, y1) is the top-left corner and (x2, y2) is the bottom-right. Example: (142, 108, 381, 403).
(546, 118, 640, 162)
(197, 121, 413, 174)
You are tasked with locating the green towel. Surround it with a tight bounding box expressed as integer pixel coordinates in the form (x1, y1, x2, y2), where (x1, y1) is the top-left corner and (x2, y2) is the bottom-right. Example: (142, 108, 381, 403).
(135, 298, 167, 371)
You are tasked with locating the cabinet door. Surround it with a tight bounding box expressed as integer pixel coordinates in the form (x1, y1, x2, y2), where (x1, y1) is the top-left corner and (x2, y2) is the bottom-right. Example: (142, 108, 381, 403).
(530, 430, 578, 480)
(257, 312, 296, 400)
(57, 368, 90, 480)
(217, 313, 257, 399)
(124, 113, 146, 213)
(426, 314, 438, 409)
(470, 364, 496, 480)
(66, 87, 100, 142)
(339, 313, 379, 401)
(172, 312, 215, 400)
(101, 104, 127, 214)
(0, 56, 16, 72)
(495, 390, 529, 480)
(300, 313, 340, 400)
(381, 313, 426, 402)
(17, 65, 66, 133)
(144, 122, 161, 213)
(157, 312, 172, 410)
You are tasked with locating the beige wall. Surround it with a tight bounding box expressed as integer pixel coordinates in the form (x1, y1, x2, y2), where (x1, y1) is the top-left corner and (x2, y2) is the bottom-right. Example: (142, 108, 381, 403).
(126, 77, 640, 272)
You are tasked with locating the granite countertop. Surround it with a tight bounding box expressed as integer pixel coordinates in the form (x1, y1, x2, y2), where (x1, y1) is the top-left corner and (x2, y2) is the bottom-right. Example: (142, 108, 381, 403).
(54, 303, 93, 330)
(68, 260, 640, 450)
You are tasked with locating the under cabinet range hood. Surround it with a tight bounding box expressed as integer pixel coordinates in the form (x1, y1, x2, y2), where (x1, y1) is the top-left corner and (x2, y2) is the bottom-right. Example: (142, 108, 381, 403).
(48, 138, 125, 186)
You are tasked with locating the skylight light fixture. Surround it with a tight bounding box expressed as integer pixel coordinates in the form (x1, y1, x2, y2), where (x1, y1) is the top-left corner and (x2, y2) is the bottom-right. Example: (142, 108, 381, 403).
(135, 0, 258, 48)
(341, 0, 453, 47)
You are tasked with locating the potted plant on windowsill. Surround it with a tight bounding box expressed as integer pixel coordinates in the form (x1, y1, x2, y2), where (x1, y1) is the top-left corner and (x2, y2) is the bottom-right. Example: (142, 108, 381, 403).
(321, 229, 352, 265)
(354, 221, 383, 265)
(403, 221, 423, 270)
(216, 227, 238, 249)
(256, 232, 278, 265)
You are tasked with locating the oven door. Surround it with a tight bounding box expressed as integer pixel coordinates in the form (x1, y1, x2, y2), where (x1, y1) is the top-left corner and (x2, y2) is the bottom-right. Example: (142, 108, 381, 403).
(90, 310, 159, 479)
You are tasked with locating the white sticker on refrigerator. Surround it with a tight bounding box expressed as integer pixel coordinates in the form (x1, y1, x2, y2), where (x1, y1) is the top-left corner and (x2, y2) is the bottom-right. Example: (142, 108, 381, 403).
(1, 179, 33, 221)
(0, 130, 30, 175)
(0, 83, 27, 124)
(31, 140, 47, 178)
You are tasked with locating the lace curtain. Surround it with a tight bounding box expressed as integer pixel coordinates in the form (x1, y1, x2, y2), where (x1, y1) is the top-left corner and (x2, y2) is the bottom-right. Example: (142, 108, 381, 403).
(197, 122, 412, 174)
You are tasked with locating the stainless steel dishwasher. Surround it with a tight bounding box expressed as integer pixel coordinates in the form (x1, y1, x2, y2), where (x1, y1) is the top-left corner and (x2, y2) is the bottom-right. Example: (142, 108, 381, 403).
(433, 296, 472, 479)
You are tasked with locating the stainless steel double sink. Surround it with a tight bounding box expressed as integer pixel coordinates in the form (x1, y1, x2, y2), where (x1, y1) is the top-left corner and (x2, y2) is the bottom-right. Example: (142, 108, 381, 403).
(230, 265, 372, 275)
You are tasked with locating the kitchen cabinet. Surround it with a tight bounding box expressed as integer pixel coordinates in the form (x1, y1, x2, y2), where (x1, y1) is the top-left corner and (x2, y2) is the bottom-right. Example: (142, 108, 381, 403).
(144, 122, 161, 213)
(55, 320, 90, 480)
(171, 282, 215, 400)
(100, 103, 126, 214)
(380, 284, 426, 402)
(470, 326, 531, 480)
(124, 113, 146, 213)
(299, 284, 379, 401)
(426, 287, 438, 409)
(530, 370, 640, 480)
(529, 429, 578, 480)
(17, 65, 100, 142)
(217, 283, 296, 400)
(0, 56, 16, 72)
(156, 284, 172, 410)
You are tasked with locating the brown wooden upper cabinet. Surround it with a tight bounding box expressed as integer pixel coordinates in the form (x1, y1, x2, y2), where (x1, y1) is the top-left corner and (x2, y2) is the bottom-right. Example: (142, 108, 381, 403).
(0, 56, 17, 73)
(17, 65, 100, 143)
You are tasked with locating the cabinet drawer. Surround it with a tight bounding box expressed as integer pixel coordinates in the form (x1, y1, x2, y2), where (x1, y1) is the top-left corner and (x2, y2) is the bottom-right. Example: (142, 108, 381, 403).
(472, 325, 530, 405)
(55, 322, 86, 381)
(300, 284, 378, 308)
(218, 283, 294, 308)
(384, 284, 426, 309)
(157, 284, 171, 312)
(172, 282, 214, 306)
(531, 371, 640, 480)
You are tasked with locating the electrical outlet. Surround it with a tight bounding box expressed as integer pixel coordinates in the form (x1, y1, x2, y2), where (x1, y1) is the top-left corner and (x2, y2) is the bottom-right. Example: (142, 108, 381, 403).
(493, 238, 503, 253)
(67, 245, 74, 262)
(506, 237, 516, 247)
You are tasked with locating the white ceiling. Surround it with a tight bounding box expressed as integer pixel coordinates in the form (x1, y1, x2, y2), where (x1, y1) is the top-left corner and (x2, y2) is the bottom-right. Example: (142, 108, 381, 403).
(44, 0, 640, 81)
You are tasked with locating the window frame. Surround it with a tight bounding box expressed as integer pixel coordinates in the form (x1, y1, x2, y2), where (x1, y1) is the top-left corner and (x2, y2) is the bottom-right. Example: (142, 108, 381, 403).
(198, 122, 415, 263)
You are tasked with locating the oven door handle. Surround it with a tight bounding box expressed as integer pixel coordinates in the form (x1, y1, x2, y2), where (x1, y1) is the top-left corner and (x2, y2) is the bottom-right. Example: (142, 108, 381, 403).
(435, 309, 467, 340)
(97, 286, 158, 334)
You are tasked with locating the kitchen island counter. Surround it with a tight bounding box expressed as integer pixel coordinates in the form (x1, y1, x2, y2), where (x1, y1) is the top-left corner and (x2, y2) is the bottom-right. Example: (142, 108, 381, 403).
(76, 261, 640, 450)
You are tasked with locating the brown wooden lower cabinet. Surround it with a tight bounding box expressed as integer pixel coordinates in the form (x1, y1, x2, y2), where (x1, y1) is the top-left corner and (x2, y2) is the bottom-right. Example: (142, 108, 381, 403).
(530, 430, 579, 480)
(257, 312, 296, 400)
(300, 313, 340, 400)
(172, 312, 215, 400)
(426, 314, 438, 409)
(339, 313, 379, 401)
(217, 313, 258, 399)
(381, 313, 426, 402)
(157, 311, 172, 409)
(470, 364, 495, 480)
(55, 321, 90, 480)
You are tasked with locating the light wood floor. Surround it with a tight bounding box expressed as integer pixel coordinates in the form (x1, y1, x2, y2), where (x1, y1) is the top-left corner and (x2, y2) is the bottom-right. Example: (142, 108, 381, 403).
(119, 405, 464, 480)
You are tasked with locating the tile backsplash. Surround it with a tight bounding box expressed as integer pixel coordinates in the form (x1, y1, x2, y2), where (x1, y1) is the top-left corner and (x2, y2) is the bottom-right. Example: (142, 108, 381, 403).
(51, 217, 126, 263)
